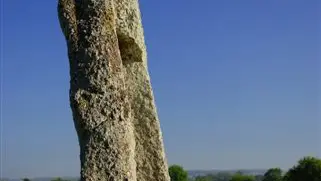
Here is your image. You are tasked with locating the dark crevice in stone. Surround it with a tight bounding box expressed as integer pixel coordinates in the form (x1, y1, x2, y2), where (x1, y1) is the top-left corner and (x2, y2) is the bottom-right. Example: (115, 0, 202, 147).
(117, 33, 143, 65)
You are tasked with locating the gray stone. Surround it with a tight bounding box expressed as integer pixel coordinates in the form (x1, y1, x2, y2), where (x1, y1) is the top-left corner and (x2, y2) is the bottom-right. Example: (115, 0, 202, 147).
(57, 0, 170, 181)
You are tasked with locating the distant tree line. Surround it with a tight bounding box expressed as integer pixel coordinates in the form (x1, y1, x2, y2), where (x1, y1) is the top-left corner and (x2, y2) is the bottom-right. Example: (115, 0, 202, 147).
(19, 178, 72, 181)
(169, 156, 321, 181)
(6, 156, 319, 181)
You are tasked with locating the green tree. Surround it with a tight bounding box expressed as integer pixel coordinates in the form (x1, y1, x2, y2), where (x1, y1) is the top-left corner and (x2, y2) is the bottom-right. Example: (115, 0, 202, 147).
(168, 165, 188, 181)
(283, 156, 321, 181)
(230, 173, 255, 181)
(262, 168, 282, 181)
(21, 179, 31, 181)
(254, 175, 264, 181)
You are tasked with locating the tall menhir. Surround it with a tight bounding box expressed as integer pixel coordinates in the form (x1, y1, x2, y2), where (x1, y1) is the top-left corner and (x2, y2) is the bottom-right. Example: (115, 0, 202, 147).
(57, 0, 170, 181)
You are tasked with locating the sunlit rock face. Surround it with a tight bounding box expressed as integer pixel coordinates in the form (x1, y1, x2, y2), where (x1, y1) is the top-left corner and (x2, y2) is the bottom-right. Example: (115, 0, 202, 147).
(57, 1, 170, 180)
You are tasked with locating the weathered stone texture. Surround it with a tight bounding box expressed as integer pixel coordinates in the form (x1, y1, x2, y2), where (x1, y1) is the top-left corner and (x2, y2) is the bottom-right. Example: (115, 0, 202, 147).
(58, 0, 170, 181)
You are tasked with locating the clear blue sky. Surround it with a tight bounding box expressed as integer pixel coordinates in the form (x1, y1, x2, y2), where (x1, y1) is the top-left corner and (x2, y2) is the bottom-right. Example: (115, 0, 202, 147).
(2, 0, 320, 178)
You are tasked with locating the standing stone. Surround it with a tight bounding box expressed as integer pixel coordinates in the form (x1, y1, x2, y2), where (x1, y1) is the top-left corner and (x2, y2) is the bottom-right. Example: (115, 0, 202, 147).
(57, 0, 170, 181)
